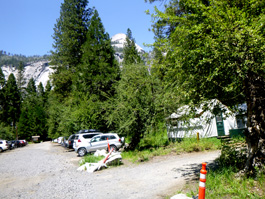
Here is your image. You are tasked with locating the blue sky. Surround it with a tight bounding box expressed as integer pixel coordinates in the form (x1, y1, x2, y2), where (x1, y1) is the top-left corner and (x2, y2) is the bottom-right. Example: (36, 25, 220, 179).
(0, 0, 163, 56)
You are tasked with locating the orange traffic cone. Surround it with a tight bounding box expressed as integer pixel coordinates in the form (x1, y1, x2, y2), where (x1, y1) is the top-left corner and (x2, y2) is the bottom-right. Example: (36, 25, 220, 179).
(107, 138, 110, 152)
(199, 162, 207, 199)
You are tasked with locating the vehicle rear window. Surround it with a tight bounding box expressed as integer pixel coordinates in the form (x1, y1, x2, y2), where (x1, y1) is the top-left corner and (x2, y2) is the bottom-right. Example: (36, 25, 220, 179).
(83, 134, 98, 139)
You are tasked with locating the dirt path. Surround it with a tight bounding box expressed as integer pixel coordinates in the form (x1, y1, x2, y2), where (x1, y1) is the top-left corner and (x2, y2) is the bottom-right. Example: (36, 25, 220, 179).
(0, 142, 220, 199)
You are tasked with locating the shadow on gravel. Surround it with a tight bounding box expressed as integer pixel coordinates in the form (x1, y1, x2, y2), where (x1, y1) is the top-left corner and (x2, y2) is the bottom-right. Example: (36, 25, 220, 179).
(171, 160, 218, 181)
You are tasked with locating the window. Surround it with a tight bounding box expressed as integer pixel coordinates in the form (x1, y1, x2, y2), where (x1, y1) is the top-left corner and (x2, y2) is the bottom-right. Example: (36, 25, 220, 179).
(83, 134, 98, 139)
(101, 136, 108, 141)
(236, 114, 247, 129)
(109, 135, 116, 140)
(91, 136, 101, 142)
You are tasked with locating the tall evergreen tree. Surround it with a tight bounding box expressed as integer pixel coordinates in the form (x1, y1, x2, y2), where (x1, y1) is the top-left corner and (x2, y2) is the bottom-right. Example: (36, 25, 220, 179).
(45, 80, 52, 93)
(26, 78, 37, 96)
(75, 9, 120, 100)
(18, 80, 47, 140)
(2, 73, 21, 132)
(37, 82, 45, 97)
(50, 0, 92, 99)
(16, 61, 26, 93)
(123, 28, 142, 65)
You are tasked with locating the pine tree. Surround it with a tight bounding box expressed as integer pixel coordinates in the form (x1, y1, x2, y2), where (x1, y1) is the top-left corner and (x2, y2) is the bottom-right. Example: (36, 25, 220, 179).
(18, 80, 48, 140)
(50, 0, 92, 99)
(37, 82, 45, 97)
(16, 62, 26, 91)
(50, 0, 91, 68)
(75, 9, 120, 99)
(2, 73, 21, 131)
(123, 28, 142, 65)
(45, 80, 52, 93)
(26, 78, 37, 96)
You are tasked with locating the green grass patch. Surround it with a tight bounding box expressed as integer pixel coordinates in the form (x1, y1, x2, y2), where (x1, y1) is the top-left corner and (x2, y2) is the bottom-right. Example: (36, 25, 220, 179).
(203, 167, 265, 199)
(122, 137, 221, 163)
(180, 138, 265, 198)
(79, 154, 105, 166)
(174, 137, 222, 153)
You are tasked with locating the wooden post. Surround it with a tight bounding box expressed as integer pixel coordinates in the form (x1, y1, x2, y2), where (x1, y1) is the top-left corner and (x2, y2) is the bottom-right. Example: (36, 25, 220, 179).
(197, 132, 200, 142)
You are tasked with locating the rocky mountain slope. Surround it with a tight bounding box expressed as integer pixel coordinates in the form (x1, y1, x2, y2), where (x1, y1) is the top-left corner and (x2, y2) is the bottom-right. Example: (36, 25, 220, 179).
(1, 33, 146, 87)
(2, 60, 53, 87)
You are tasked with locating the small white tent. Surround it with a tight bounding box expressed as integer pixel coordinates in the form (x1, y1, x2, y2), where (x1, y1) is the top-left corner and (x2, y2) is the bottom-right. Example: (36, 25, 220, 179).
(167, 100, 246, 139)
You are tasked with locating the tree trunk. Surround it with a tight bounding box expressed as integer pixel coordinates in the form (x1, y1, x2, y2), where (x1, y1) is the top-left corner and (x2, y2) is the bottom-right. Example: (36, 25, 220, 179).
(244, 71, 265, 173)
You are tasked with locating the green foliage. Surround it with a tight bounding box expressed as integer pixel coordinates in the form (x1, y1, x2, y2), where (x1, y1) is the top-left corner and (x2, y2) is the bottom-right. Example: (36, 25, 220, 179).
(200, 167, 265, 199)
(216, 138, 248, 170)
(122, 137, 221, 163)
(139, 122, 169, 149)
(74, 9, 120, 100)
(18, 79, 48, 140)
(123, 28, 143, 65)
(79, 154, 105, 166)
(0, 51, 50, 67)
(46, 94, 65, 139)
(0, 123, 14, 140)
(151, 0, 265, 172)
(1, 73, 21, 128)
(50, 0, 92, 100)
(26, 78, 36, 95)
(50, 0, 91, 68)
(107, 63, 161, 149)
(173, 137, 222, 153)
(16, 62, 26, 89)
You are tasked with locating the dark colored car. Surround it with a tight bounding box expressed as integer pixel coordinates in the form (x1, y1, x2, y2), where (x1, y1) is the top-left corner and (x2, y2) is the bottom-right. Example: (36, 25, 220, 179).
(67, 134, 76, 149)
(18, 140, 26, 147)
(7, 141, 15, 150)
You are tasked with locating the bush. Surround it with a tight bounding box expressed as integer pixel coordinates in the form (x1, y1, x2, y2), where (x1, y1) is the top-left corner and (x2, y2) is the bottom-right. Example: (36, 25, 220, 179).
(216, 137, 247, 170)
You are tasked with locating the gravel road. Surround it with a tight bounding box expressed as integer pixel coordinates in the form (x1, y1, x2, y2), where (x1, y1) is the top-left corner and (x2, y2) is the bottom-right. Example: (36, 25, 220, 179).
(0, 142, 220, 199)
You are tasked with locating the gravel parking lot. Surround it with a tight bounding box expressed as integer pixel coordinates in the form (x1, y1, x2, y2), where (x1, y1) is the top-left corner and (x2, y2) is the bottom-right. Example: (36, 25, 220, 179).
(0, 142, 220, 199)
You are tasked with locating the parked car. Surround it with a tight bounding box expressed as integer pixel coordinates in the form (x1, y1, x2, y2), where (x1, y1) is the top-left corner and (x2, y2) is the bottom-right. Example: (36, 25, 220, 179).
(52, 138, 58, 143)
(67, 134, 76, 149)
(61, 136, 68, 147)
(19, 140, 26, 146)
(57, 137, 63, 144)
(22, 140, 28, 145)
(0, 140, 9, 152)
(75, 133, 124, 157)
(15, 140, 23, 147)
(11, 140, 17, 148)
(73, 132, 102, 153)
(7, 141, 15, 150)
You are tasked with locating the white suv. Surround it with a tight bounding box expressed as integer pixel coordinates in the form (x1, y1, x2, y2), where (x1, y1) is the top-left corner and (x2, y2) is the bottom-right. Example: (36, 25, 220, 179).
(0, 140, 9, 152)
(73, 132, 102, 154)
(76, 133, 124, 157)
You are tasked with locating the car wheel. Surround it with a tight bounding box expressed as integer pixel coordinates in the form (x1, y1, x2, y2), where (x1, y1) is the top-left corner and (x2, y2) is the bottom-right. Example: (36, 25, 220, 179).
(78, 148, 87, 157)
(109, 145, 117, 152)
(0, 147, 3, 152)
